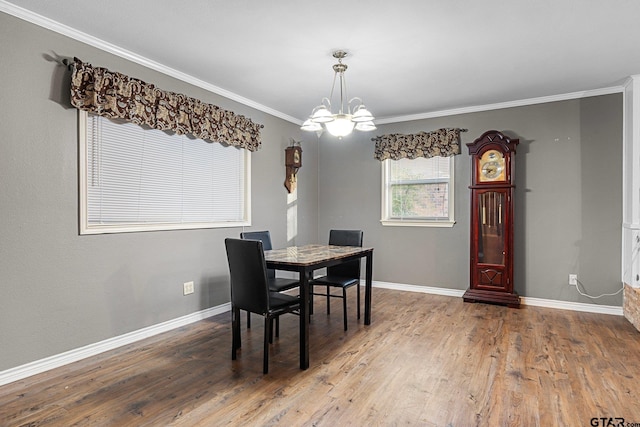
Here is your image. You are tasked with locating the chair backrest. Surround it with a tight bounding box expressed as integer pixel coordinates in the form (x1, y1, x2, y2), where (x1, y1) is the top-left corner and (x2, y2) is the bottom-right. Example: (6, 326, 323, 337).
(225, 238, 269, 314)
(328, 229, 363, 279)
(240, 231, 275, 279)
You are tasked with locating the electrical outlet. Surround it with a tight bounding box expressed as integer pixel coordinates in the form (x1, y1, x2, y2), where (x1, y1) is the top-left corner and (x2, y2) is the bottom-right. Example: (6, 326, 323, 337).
(568, 274, 577, 286)
(183, 281, 194, 295)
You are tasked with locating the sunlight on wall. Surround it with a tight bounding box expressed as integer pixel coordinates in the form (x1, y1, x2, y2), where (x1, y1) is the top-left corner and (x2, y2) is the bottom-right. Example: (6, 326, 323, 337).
(287, 190, 298, 245)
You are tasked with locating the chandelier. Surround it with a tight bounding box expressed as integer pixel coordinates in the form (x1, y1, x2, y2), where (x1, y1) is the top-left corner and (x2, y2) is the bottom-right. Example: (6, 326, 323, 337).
(301, 50, 376, 138)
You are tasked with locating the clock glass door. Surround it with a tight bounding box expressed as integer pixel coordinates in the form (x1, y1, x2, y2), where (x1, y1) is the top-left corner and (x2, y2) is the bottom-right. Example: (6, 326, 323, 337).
(475, 190, 508, 290)
(478, 191, 505, 264)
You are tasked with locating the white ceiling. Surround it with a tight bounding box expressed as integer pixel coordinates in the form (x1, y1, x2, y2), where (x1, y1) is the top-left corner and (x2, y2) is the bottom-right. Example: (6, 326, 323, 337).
(4, 0, 640, 124)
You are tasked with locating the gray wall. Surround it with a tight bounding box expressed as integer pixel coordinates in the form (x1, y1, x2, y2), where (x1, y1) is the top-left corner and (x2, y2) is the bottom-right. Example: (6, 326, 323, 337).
(0, 13, 317, 371)
(319, 95, 623, 306)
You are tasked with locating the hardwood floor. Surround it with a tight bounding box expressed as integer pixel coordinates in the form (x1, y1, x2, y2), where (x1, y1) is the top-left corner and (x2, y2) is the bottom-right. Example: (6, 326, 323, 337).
(2, 288, 640, 426)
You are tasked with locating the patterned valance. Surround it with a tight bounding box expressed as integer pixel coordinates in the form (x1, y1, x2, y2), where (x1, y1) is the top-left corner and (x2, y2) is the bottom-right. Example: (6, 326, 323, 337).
(70, 58, 263, 151)
(372, 128, 466, 161)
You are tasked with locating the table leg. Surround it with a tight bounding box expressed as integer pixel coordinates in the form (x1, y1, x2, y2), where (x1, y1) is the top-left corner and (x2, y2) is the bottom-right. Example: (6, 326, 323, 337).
(299, 267, 310, 370)
(309, 271, 314, 315)
(364, 252, 373, 325)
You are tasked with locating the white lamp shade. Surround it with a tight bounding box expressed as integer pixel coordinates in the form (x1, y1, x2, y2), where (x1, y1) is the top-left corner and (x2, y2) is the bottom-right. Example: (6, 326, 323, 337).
(310, 106, 334, 123)
(355, 121, 377, 132)
(301, 119, 322, 132)
(352, 106, 374, 122)
(325, 114, 355, 137)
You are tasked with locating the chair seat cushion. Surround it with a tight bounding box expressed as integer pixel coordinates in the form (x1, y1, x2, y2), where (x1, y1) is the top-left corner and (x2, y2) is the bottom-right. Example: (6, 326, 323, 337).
(311, 275, 359, 288)
(268, 277, 299, 292)
(269, 291, 300, 311)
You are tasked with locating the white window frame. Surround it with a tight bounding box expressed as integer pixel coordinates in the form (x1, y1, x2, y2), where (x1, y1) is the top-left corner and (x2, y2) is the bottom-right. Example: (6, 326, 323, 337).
(381, 157, 455, 228)
(79, 111, 251, 234)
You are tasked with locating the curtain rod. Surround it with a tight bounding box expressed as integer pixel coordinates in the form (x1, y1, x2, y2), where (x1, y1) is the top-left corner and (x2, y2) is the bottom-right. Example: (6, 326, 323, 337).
(61, 58, 74, 70)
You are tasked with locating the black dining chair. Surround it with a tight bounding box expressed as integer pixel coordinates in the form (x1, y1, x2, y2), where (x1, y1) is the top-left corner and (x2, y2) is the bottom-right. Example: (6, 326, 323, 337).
(225, 238, 300, 374)
(240, 231, 299, 330)
(310, 229, 363, 331)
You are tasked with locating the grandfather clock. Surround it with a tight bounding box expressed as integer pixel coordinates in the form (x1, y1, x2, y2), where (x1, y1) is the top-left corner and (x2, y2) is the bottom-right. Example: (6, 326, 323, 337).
(464, 130, 520, 308)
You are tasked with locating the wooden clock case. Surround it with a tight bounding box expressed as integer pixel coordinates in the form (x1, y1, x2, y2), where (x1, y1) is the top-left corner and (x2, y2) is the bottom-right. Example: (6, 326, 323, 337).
(284, 145, 302, 193)
(464, 130, 520, 308)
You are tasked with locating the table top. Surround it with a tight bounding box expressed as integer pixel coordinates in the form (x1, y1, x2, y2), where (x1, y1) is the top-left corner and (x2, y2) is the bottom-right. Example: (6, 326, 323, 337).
(264, 244, 373, 267)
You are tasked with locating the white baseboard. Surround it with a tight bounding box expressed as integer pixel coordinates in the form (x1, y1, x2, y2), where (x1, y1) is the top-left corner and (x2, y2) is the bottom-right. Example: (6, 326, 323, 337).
(0, 303, 230, 387)
(372, 280, 466, 298)
(519, 296, 623, 316)
(371, 280, 623, 316)
(1, 281, 623, 387)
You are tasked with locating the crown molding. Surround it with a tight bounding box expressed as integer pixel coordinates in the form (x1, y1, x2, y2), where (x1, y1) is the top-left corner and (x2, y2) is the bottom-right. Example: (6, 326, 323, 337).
(0, 1, 301, 125)
(0, 2, 627, 129)
(624, 74, 640, 89)
(375, 86, 625, 125)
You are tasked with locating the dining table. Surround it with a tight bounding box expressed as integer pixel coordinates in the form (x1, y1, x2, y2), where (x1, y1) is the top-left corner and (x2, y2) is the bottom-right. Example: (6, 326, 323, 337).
(263, 244, 374, 370)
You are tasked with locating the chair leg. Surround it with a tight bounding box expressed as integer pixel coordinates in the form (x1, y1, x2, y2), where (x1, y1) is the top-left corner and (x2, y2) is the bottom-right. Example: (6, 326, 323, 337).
(263, 317, 270, 374)
(310, 281, 314, 315)
(269, 318, 274, 344)
(232, 307, 241, 359)
(275, 316, 280, 338)
(357, 283, 361, 320)
(343, 288, 348, 331)
(326, 285, 331, 314)
(247, 311, 251, 329)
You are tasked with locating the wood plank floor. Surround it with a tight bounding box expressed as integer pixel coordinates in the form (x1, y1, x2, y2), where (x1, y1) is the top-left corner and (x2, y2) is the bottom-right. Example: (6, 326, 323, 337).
(2, 288, 640, 426)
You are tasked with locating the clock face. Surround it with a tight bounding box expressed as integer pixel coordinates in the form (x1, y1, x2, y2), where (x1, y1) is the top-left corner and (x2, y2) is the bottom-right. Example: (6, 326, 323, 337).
(286, 146, 302, 167)
(481, 161, 502, 179)
(478, 150, 506, 182)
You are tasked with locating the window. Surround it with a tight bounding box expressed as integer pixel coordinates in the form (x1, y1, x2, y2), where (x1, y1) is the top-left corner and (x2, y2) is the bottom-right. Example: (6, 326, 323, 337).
(79, 111, 250, 234)
(381, 156, 455, 227)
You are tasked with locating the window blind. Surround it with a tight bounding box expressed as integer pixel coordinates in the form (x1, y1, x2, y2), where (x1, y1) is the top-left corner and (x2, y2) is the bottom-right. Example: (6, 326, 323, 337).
(81, 112, 250, 234)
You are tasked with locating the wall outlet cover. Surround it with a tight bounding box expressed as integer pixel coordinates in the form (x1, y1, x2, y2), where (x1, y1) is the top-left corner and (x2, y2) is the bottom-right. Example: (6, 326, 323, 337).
(183, 281, 195, 295)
